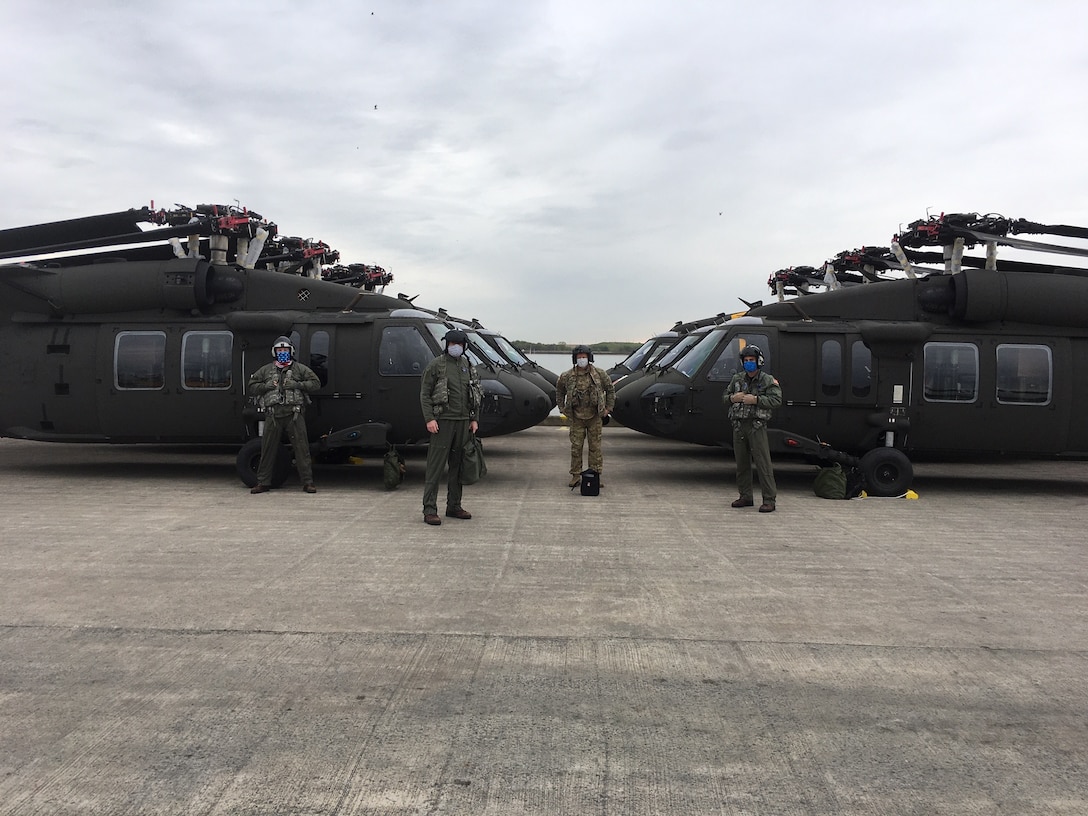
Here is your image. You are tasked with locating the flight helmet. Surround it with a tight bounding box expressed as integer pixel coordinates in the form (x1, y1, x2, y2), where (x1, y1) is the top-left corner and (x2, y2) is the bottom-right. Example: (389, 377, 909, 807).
(443, 328, 469, 349)
(571, 344, 594, 365)
(271, 336, 295, 358)
(739, 344, 764, 368)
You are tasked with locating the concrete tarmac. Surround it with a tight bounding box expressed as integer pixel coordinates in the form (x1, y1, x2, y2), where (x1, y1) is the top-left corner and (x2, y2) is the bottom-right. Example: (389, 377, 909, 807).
(1, 426, 1086, 815)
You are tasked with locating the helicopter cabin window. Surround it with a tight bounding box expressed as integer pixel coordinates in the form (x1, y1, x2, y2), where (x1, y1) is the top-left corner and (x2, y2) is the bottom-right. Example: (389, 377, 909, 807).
(310, 331, 330, 387)
(182, 332, 233, 390)
(704, 334, 771, 381)
(379, 326, 434, 376)
(923, 342, 978, 403)
(821, 340, 842, 396)
(851, 341, 872, 398)
(996, 344, 1051, 405)
(115, 331, 166, 390)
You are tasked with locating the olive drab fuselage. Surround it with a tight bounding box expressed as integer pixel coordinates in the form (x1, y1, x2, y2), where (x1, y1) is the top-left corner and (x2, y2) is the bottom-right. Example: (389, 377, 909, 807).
(611, 269, 1088, 496)
(0, 260, 553, 452)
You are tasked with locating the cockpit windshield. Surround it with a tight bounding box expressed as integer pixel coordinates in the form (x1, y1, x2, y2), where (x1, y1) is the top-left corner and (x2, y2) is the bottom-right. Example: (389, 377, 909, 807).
(673, 329, 728, 378)
(619, 338, 658, 371)
(652, 331, 706, 370)
(467, 331, 509, 367)
(491, 335, 531, 365)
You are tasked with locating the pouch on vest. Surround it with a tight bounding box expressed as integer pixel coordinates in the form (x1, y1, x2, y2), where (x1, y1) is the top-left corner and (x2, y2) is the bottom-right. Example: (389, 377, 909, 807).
(579, 468, 600, 496)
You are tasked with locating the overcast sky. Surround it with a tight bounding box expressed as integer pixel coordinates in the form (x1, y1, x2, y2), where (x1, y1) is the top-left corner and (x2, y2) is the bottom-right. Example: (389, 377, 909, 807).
(3, 1, 1087, 343)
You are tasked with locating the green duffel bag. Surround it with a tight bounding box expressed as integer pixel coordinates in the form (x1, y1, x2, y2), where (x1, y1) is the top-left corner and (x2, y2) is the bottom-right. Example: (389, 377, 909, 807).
(460, 436, 488, 485)
(813, 463, 847, 499)
(383, 445, 406, 490)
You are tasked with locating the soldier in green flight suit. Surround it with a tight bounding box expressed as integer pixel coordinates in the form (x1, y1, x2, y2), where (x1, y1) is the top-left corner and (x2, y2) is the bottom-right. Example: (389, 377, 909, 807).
(419, 328, 482, 526)
(247, 336, 322, 494)
(724, 344, 782, 512)
(555, 345, 616, 488)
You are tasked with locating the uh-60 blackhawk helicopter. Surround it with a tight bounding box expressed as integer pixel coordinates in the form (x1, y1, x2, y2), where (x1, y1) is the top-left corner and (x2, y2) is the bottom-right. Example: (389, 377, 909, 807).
(0, 204, 555, 486)
(611, 211, 1088, 496)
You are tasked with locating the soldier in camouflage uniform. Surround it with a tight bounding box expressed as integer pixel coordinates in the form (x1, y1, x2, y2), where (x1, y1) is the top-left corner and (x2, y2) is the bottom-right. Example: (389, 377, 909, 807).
(724, 344, 782, 512)
(247, 336, 322, 494)
(419, 328, 482, 525)
(555, 345, 616, 488)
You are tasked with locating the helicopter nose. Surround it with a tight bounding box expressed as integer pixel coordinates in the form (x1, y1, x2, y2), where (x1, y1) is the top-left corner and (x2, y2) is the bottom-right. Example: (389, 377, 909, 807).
(610, 374, 662, 436)
(522, 371, 557, 407)
(476, 374, 551, 437)
(507, 376, 552, 423)
(637, 381, 689, 436)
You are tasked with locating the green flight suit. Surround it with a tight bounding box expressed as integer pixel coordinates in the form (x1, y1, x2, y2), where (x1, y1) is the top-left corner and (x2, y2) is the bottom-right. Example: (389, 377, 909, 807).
(420, 352, 481, 516)
(248, 360, 321, 486)
(724, 368, 783, 503)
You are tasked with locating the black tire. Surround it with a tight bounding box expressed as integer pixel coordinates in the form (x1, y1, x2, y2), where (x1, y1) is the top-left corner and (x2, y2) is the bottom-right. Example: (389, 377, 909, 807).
(859, 448, 913, 497)
(236, 438, 291, 488)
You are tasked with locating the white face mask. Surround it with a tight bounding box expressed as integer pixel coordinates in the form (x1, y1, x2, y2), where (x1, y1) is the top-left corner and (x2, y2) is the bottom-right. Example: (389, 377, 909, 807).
(576, 357, 589, 368)
(447, 344, 464, 358)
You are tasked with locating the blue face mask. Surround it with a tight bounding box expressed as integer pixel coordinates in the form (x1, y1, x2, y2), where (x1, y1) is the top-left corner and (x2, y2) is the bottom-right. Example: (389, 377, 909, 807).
(742, 359, 758, 373)
(276, 350, 292, 364)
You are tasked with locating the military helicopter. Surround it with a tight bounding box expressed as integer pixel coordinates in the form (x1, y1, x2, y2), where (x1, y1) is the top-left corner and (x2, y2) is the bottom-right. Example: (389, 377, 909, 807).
(611, 212, 1088, 495)
(0, 204, 553, 486)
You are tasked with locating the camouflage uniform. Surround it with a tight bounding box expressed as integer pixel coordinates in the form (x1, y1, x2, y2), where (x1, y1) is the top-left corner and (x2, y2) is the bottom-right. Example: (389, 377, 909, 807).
(555, 364, 616, 478)
(248, 360, 321, 486)
(724, 368, 782, 504)
(420, 353, 482, 516)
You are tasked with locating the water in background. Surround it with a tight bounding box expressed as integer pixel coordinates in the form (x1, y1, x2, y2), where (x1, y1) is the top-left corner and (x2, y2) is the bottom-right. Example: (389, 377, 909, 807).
(523, 352, 628, 415)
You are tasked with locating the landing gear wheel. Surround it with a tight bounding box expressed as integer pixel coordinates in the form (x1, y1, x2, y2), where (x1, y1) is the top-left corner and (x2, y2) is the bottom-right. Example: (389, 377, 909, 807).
(236, 438, 291, 488)
(859, 448, 913, 497)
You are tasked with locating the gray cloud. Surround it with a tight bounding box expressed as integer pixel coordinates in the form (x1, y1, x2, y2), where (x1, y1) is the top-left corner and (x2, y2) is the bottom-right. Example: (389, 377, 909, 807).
(3, 1, 1088, 342)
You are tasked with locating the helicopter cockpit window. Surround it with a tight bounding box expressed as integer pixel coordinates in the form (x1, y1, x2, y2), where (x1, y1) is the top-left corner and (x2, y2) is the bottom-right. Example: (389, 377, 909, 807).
(924, 342, 978, 403)
(620, 338, 657, 371)
(379, 326, 434, 376)
(821, 340, 842, 397)
(653, 333, 703, 371)
(310, 331, 330, 387)
(181, 331, 233, 390)
(115, 331, 167, 390)
(851, 341, 872, 398)
(492, 335, 530, 365)
(704, 333, 770, 382)
(467, 331, 507, 367)
(996, 344, 1051, 405)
